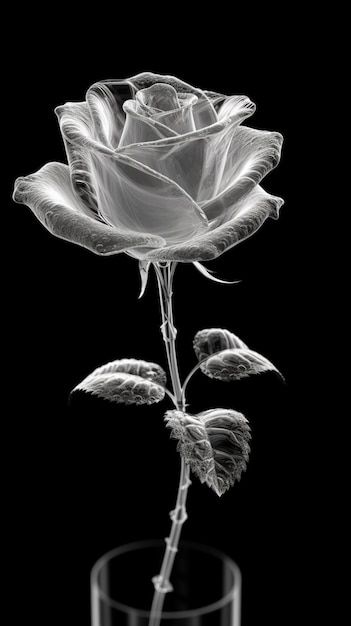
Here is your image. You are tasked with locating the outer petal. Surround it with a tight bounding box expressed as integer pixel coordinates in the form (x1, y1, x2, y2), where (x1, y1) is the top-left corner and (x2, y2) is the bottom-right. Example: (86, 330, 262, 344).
(55, 102, 99, 217)
(88, 150, 209, 245)
(141, 186, 284, 262)
(117, 96, 255, 201)
(12, 163, 166, 255)
(201, 127, 283, 220)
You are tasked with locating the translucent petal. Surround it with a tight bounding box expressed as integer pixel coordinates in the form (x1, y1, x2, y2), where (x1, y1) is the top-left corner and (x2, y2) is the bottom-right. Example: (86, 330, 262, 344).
(142, 186, 284, 262)
(56, 89, 209, 247)
(134, 86, 198, 135)
(201, 126, 283, 220)
(117, 96, 255, 201)
(89, 150, 208, 245)
(118, 100, 178, 147)
(129, 72, 219, 129)
(204, 90, 227, 112)
(86, 80, 135, 148)
(87, 73, 218, 144)
(55, 102, 99, 217)
(13, 162, 166, 255)
(136, 83, 181, 111)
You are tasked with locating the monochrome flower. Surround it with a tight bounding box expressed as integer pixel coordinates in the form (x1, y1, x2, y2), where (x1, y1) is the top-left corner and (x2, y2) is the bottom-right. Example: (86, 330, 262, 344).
(13, 72, 284, 262)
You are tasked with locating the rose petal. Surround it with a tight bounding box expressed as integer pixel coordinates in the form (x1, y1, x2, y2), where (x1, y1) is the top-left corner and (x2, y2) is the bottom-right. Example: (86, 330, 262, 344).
(153, 92, 197, 134)
(55, 102, 99, 218)
(119, 100, 178, 147)
(88, 149, 208, 246)
(129, 72, 219, 129)
(117, 96, 255, 201)
(216, 96, 257, 122)
(204, 90, 227, 112)
(136, 83, 181, 111)
(13, 162, 166, 255)
(134, 89, 198, 136)
(141, 186, 284, 262)
(87, 73, 218, 144)
(201, 127, 283, 220)
(55, 93, 209, 247)
(153, 101, 197, 134)
(86, 80, 135, 148)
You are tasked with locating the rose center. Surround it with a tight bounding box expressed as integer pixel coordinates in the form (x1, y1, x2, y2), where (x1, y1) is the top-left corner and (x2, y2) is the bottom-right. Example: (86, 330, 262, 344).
(136, 83, 181, 112)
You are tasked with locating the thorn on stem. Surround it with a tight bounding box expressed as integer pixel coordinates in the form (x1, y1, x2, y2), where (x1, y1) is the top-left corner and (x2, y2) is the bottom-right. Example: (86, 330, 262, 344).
(164, 537, 178, 552)
(169, 507, 188, 523)
(152, 575, 173, 593)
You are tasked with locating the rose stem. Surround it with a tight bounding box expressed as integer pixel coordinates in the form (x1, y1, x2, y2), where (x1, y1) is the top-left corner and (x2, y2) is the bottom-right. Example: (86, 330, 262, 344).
(149, 262, 191, 626)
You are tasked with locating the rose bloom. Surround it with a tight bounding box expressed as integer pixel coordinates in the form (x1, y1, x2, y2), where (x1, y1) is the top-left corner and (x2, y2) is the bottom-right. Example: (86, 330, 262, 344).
(13, 72, 283, 263)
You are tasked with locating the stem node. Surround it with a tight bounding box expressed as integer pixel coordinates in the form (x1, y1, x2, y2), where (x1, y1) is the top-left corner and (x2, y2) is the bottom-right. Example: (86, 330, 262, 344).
(151, 575, 173, 594)
(169, 507, 188, 524)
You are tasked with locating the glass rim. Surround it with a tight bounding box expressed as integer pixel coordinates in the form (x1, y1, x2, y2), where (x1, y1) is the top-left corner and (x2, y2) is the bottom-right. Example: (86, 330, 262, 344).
(91, 538, 241, 619)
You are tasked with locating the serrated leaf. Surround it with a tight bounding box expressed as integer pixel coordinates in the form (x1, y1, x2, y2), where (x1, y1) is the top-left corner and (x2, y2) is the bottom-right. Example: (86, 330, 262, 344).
(201, 348, 282, 381)
(84, 358, 167, 387)
(165, 408, 251, 496)
(74, 372, 165, 405)
(72, 358, 167, 405)
(193, 328, 248, 362)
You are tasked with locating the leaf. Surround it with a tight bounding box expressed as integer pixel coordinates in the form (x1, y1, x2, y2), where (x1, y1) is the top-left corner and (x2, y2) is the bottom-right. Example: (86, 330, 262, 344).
(165, 408, 251, 496)
(193, 328, 248, 362)
(74, 372, 165, 405)
(193, 262, 240, 285)
(201, 348, 282, 381)
(72, 358, 167, 405)
(138, 260, 151, 299)
(193, 328, 283, 382)
(84, 358, 167, 387)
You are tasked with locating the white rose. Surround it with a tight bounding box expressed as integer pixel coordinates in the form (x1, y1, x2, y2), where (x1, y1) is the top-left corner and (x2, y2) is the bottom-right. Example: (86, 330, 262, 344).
(13, 72, 283, 262)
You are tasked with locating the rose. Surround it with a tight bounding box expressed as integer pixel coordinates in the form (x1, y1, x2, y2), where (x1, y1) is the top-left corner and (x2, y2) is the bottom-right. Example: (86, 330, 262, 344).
(13, 72, 283, 262)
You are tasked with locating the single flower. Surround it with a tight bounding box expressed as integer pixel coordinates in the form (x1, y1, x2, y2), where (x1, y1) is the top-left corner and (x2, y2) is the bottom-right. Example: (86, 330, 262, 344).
(13, 72, 284, 262)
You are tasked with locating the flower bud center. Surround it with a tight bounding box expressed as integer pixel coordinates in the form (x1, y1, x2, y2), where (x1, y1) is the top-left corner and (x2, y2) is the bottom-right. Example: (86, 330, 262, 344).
(136, 83, 181, 112)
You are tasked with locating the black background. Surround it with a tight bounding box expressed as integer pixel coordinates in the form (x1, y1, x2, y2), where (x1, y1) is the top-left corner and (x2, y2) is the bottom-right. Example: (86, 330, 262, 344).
(5, 12, 317, 626)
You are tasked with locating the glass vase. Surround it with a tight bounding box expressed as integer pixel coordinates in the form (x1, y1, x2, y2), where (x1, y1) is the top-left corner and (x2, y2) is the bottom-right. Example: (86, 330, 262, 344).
(91, 539, 241, 626)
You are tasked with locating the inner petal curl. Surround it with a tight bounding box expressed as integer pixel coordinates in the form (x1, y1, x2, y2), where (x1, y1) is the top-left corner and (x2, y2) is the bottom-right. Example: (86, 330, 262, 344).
(136, 83, 181, 112)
